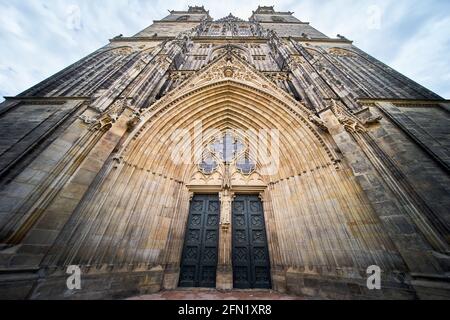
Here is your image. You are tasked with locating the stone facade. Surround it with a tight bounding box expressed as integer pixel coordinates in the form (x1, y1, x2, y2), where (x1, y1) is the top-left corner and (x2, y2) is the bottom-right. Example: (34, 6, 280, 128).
(0, 5, 449, 300)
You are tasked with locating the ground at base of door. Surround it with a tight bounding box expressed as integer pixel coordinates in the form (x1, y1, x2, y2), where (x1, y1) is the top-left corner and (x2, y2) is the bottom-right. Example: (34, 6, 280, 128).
(127, 289, 305, 300)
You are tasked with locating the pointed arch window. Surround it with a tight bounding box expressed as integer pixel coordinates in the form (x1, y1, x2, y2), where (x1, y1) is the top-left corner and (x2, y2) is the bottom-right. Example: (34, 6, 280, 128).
(199, 131, 256, 175)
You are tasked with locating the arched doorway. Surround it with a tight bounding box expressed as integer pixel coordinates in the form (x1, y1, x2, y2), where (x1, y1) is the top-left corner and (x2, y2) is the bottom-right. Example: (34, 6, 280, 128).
(179, 130, 273, 289)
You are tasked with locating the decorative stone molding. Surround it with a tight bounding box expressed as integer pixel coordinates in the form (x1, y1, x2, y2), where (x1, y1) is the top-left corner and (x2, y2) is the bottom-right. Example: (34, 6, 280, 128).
(287, 55, 307, 68)
(126, 111, 141, 131)
(308, 114, 329, 132)
(363, 115, 383, 126)
(91, 113, 117, 132)
(169, 70, 195, 82)
(328, 47, 357, 57)
(108, 97, 130, 118)
(264, 71, 290, 83)
(330, 99, 367, 134)
(78, 114, 98, 125)
(112, 154, 124, 168)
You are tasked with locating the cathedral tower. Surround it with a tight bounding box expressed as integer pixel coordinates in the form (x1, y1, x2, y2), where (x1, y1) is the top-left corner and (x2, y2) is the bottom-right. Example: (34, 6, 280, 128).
(0, 5, 449, 300)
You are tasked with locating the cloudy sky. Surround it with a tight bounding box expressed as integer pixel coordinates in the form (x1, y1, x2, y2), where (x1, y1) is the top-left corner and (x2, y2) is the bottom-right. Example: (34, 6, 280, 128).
(1, 0, 449, 102)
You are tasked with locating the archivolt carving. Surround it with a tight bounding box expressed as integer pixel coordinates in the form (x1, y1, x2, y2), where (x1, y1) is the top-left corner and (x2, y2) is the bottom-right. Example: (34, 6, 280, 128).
(108, 50, 340, 189)
(138, 51, 315, 122)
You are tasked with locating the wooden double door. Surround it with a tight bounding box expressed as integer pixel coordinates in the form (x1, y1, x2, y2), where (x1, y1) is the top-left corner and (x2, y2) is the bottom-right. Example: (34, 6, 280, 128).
(179, 194, 271, 289)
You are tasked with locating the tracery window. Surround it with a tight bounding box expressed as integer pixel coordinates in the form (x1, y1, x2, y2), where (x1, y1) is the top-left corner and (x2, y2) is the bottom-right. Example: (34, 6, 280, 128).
(199, 132, 256, 175)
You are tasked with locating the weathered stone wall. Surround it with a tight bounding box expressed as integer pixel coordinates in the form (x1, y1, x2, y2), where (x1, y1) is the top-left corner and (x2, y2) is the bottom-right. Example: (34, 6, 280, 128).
(260, 23, 328, 38)
(135, 22, 202, 37)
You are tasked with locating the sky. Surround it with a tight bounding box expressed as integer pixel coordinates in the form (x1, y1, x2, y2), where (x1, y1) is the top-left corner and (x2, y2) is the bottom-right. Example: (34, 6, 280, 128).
(0, 0, 449, 102)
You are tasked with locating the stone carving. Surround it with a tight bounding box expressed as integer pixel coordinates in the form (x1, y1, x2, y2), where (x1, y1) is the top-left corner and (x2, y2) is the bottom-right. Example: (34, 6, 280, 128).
(363, 115, 383, 126)
(127, 111, 141, 131)
(219, 189, 235, 229)
(337, 34, 349, 41)
(328, 47, 356, 57)
(264, 72, 289, 83)
(169, 71, 194, 82)
(287, 55, 306, 69)
(309, 114, 329, 132)
(1, 5, 447, 301)
(330, 99, 366, 134)
(108, 98, 129, 118)
(198, 55, 257, 83)
(78, 114, 98, 125)
(111, 46, 133, 56)
(93, 113, 117, 132)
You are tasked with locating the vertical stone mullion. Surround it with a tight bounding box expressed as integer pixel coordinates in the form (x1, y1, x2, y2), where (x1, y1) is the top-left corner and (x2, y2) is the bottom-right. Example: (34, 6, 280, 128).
(216, 189, 233, 290)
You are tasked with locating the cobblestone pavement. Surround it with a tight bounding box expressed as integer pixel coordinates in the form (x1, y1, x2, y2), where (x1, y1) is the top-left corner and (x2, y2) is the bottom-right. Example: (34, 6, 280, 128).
(127, 289, 304, 300)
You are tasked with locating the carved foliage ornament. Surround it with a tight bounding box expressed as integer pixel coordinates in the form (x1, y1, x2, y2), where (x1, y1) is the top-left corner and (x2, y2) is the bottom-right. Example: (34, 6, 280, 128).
(198, 55, 258, 84)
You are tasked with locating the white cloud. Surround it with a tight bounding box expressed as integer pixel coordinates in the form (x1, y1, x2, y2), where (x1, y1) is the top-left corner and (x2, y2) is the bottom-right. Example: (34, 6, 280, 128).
(0, 0, 449, 101)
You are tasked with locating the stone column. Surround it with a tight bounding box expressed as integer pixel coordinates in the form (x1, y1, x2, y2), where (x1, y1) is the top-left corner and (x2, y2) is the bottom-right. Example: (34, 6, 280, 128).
(216, 189, 234, 290)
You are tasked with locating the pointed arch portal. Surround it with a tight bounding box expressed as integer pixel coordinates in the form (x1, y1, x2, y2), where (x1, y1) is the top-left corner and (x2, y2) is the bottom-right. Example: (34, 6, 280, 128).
(46, 52, 399, 293)
(117, 61, 335, 288)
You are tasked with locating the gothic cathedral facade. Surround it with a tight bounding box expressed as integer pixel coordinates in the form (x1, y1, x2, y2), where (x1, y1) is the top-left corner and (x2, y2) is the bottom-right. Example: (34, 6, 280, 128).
(0, 6, 449, 299)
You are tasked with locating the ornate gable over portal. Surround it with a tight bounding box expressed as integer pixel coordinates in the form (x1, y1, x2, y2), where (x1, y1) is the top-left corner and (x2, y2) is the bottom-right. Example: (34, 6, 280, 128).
(118, 47, 338, 195)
